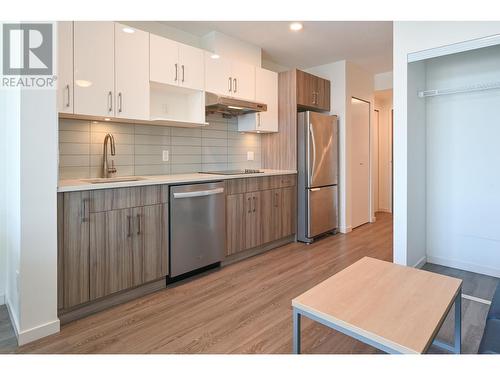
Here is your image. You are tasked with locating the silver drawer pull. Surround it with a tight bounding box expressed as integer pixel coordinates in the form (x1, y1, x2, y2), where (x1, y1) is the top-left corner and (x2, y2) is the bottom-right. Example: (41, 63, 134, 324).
(173, 188, 224, 199)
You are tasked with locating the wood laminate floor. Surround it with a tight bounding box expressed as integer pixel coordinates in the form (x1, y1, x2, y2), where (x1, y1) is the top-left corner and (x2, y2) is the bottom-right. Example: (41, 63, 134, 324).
(3, 212, 497, 354)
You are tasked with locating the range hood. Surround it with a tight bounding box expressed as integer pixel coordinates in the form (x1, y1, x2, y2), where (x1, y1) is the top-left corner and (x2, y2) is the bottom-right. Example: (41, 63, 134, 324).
(205, 92, 267, 117)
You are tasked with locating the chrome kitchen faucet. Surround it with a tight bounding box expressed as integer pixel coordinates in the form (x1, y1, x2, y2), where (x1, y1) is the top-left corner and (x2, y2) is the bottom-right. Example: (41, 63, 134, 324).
(102, 133, 117, 178)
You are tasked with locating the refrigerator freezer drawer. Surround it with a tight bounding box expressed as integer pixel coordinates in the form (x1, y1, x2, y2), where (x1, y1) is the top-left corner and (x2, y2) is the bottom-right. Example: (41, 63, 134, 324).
(307, 185, 338, 238)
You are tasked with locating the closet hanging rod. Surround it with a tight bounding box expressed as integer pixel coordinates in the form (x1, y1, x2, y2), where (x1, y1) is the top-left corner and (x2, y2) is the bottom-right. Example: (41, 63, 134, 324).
(418, 81, 500, 98)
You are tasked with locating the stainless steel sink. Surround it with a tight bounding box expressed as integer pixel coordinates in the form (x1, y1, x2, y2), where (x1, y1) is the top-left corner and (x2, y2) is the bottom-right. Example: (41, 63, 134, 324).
(81, 177, 146, 184)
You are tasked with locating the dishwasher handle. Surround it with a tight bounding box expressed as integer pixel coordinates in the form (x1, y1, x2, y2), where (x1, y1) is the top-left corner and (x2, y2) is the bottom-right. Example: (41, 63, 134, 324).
(173, 187, 224, 199)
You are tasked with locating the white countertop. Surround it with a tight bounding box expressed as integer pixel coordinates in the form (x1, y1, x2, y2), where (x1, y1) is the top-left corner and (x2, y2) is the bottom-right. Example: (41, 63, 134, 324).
(58, 169, 297, 192)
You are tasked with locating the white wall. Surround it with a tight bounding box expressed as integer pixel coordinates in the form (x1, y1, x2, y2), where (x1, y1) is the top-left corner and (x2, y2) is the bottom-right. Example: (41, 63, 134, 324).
(306, 60, 374, 232)
(393, 21, 500, 267)
(201, 31, 261, 67)
(425, 46, 500, 277)
(374, 71, 393, 91)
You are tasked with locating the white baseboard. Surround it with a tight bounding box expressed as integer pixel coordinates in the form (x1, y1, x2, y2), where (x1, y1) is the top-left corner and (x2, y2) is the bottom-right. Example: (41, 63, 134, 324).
(5, 295, 60, 346)
(339, 225, 352, 234)
(412, 256, 427, 269)
(370, 216, 377, 223)
(427, 255, 500, 278)
(0, 294, 4, 305)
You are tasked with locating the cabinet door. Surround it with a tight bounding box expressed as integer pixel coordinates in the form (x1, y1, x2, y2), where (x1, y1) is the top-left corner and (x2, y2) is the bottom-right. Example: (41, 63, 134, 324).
(281, 186, 296, 237)
(61, 191, 90, 309)
(261, 189, 282, 244)
(296, 69, 316, 109)
(245, 192, 261, 250)
(226, 194, 246, 256)
(90, 208, 140, 299)
(315, 77, 331, 111)
(114, 23, 150, 120)
(74, 21, 115, 117)
(231, 61, 255, 101)
(178, 43, 204, 91)
(141, 204, 169, 282)
(205, 52, 232, 96)
(150, 34, 179, 86)
(255, 67, 278, 132)
(57, 21, 74, 114)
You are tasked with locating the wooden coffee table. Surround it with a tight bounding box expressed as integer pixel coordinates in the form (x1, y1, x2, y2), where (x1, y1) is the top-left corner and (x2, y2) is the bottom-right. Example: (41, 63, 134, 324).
(292, 257, 462, 354)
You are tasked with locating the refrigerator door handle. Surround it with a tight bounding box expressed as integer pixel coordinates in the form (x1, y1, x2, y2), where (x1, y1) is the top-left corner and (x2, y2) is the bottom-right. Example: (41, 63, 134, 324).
(309, 123, 317, 183)
(310, 188, 321, 192)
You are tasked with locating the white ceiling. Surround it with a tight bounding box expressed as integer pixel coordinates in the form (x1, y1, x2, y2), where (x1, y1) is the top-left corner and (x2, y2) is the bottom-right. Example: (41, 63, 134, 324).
(162, 21, 393, 73)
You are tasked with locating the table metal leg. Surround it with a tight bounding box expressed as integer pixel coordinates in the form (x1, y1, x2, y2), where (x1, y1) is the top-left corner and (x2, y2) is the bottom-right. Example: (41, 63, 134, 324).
(293, 307, 301, 354)
(454, 288, 462, 354)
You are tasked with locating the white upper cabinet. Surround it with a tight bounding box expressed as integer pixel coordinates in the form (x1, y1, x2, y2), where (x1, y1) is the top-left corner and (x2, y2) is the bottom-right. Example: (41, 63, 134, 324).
(238, 67, 278, 133)
(205, 53, 255, 100)
(230, 60, 256, 101)
(150, 35, 204, 91)
(57, 22, 74, 114)
(74, 21, 115, 117)
(178, 43, 204, 91)
(150, 34, 178, 86)
(114, 23, 150, 120)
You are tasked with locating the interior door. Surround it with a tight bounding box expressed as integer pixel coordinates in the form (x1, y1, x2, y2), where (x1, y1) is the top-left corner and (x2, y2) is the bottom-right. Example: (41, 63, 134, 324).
(149, 34, 179, 86)
(74, 21, 115, 117)
(114, 23, 150, 120)
(307, 112, 338, 187)
(231, 61, 255, 101)
(178, 43, 204, 91)
(351, 97, 371, 228)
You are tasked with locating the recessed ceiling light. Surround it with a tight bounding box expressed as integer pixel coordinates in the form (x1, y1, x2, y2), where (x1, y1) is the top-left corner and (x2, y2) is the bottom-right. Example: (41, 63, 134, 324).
(289, 22, 303, 31)
(210, 54, 220, 59)
(122, 27, 135, 34)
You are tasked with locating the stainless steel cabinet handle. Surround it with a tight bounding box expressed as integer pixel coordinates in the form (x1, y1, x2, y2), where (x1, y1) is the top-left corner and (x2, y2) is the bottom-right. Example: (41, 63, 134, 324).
(275, 192, 279, 207)
(182, 64, 185, 82)
(252, 196, 256, 212)
(247, 197, 251, 213)
(65, 84, 70, 107)
(228, 77, 232, 92)
(175, 63, 178, 81)
(81, 198, 89, 223)
(127, 215, 131, 237)
(173, 188, 224, 199)
(137, 214, 141, 235)
(233, 78, 237, 93)
(108, 91, 113, 112)
(118, 92, 122, 113)
(257, 113, 261, 127)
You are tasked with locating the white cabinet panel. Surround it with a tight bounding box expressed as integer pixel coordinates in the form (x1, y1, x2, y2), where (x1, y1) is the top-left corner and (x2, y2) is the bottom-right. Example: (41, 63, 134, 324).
(205, 53, 232, 96)
(57, 21, 74, 114)
(178, 43, 204, 91)
(74, 21, 115, 117)
(150, 34, 178, 86)
(231, 61, 255, 101)
(114, 23, 149, 120)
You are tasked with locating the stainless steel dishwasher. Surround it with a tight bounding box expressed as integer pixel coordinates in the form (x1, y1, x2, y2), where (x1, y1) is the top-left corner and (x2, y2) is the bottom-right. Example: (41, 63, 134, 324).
(169, 181, 225, 278)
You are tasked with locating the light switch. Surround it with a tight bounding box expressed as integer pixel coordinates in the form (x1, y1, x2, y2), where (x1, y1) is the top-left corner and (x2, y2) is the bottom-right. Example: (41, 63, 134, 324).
(247, 151, 254, 161)
(162, 150, 169, 162)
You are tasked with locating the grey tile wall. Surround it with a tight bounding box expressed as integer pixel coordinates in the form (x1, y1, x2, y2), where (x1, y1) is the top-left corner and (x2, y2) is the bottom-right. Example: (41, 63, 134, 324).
(58, 115, 262, 179)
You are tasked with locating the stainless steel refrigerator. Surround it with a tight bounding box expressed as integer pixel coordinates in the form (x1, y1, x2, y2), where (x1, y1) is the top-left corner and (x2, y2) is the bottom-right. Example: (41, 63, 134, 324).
(297, 111, 338, 243)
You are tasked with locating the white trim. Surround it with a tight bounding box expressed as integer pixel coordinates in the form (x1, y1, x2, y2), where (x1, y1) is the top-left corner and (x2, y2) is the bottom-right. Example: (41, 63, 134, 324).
(370, 216, 377, 223)
(412, 256, 427, 269)
(339, 225, 352, 234)
(0, 294, 5, 305)
(427, 255, 500, 279)
(462, 294, 491, 306)
(407, 33, 500, 63)
(16, 319, 60, 346)
(5, 297, 20, 341)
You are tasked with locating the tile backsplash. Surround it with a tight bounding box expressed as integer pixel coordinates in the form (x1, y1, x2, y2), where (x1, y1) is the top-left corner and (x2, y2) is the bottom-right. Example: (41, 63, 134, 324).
(58, 115, 262, 179)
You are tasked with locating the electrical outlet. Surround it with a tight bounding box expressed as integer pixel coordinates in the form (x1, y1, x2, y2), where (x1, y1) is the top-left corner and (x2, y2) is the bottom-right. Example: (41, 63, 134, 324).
(247, 151, 254, 161)
(162, 150, 169, 162)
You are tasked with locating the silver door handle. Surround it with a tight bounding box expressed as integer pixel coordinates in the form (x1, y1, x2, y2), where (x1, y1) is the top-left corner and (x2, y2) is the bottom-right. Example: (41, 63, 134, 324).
(108, 91, 113, 112)
(66, 84, 70, 107)
(182, 64, 185, 82)
(228, 77, 232, 92)
(173, 188, 224, 199)
(175, 63, 178, 81)
(233, 78, 237, 93)
(309, 123, 317, 180)
(118, 92, 123, 113)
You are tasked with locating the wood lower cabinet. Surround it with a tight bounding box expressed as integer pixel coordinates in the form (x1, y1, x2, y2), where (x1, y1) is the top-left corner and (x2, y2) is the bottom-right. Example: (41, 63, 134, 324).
(142, 204, 169, 283)
(225, 175, 297, 257)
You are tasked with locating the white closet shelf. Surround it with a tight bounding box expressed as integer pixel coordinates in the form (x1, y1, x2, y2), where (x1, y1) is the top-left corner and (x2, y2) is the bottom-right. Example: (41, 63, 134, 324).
(418, 81, 500, 98)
